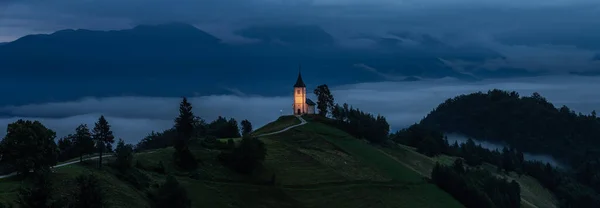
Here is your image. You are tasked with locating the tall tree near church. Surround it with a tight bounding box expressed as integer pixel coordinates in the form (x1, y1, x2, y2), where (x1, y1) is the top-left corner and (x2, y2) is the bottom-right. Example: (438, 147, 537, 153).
(240, 119, 253, 136)
(74, 124, 95, 163)
(174, 97, 198, 169)
(314, 84, 335, 117)
(92, 115, 115, 169)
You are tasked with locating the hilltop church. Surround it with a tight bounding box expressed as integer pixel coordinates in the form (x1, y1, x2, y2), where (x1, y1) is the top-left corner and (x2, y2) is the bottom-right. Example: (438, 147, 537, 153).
(293, 70, 316, 115)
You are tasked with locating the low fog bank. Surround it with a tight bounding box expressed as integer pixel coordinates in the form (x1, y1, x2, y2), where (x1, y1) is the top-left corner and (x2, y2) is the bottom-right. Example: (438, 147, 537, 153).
(1, 75, 600, 147)
(445, 133, 566, 169)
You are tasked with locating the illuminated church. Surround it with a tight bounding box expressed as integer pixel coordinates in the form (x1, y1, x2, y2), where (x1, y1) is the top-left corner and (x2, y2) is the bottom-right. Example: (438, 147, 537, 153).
(293, 70, 316, 115)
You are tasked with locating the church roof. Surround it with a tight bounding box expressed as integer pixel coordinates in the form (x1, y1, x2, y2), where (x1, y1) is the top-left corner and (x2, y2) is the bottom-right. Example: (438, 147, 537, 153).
(306, 98, 316, 106)
(294, 70, 306, 88)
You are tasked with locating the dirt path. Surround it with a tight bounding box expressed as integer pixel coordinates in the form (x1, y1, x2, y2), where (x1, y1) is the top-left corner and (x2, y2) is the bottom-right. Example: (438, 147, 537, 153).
(256, 115, 307, 137)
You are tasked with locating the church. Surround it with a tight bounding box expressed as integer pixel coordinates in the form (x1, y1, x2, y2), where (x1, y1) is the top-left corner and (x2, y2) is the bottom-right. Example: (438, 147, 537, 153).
(293, 70, 316, 115)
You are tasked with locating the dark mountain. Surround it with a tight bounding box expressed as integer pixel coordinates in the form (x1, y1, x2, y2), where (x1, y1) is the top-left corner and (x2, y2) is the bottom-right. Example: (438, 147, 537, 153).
(0, 42, 6, 46)
(0, 23, 516, 105)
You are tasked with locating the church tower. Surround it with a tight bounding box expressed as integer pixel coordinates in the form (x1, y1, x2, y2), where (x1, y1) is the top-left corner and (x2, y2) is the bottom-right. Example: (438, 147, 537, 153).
(293, 67, 307, 115)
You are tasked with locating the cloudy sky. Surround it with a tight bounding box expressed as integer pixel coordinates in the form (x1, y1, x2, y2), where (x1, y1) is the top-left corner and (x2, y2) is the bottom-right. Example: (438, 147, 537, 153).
(1, 0, 600, 144)
(1, 0, 600, 72)
(2, 75, 600, 144)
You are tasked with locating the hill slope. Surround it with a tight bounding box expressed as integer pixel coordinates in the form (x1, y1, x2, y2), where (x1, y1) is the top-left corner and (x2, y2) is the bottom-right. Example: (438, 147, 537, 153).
(0, 116, 464, 208)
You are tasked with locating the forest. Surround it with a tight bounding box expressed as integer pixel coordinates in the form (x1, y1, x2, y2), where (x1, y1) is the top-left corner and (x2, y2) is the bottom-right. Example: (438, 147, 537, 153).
(393, 89, 600, 207)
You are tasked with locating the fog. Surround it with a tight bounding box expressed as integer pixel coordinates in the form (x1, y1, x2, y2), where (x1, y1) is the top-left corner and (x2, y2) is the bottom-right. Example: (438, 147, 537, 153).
(445, 134, 566, 168)
(1, 75, 600, 148)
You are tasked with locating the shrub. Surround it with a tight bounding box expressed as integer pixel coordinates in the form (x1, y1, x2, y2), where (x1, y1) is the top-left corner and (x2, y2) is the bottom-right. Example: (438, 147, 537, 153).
(153, 176, 191, 208)
(114, 139, 134, 171)
(72, 173, 105, 208)
(219, 136, 266, 174)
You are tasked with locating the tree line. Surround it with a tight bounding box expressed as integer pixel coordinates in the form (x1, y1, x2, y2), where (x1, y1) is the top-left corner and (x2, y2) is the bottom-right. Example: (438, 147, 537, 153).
(313, 84, 390, 144)
(393, 89, 600, 207)
(0, 96, 260, 208)
(432, 159, 521, 208)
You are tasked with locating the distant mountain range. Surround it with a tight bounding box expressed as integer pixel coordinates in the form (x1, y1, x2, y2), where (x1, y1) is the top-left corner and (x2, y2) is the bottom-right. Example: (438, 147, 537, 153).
(0, 23, 537, 105)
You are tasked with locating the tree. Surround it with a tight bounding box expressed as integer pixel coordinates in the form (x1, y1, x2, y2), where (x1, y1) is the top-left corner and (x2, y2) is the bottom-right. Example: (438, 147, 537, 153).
(57, 135, 76, 162)
(174, 97, 194, 151)
(17, 170, 53, 208)
(219, 136, 267, 174)
(73, 124, 95, 163)
(72, 173, 105, 208)
(114, 139, 134, 171)
(1, 120, 58, 176)
(240, 119, 253, 136)
(173, 97, 198, 169)
(154, 175, 191, 208)
(92, 116, 115, 169)
(313, 84, 335, 117)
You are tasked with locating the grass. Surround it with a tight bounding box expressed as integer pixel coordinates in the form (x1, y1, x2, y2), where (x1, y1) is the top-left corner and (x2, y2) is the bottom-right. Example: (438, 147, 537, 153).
(264, 122, 464, 208)
(0, 161, 150, 208)
(252, 115, 301, 135)
(381, 143, 558, 208)
(6, 115, 547, 208)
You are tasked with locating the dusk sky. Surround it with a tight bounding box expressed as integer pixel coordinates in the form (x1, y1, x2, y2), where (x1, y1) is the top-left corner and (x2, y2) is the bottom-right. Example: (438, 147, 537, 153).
(1, 0, 600, 143)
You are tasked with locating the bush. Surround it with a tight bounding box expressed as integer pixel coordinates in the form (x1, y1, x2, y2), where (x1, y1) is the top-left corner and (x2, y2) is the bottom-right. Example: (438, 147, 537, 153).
(72, 173, 105, 208)
(218, 136, 266, 174)
(227, 139, 235, 149)
(114, 139, 134, 171)
(154, 161, 166, 174)
(153, 176, 191, 208)
(431, 160, 521, 208)
(113, 169, 151, 190)
(173, 148, 198, 170)
(17, 170, 53, 208)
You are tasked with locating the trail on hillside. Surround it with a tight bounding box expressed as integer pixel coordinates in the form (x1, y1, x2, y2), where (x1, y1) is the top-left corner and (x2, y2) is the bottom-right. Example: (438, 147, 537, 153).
(256, 115, 307, 137)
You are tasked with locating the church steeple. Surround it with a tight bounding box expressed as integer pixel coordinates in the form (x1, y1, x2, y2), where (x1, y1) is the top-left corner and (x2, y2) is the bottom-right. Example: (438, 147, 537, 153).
(294, 65, 306, 88)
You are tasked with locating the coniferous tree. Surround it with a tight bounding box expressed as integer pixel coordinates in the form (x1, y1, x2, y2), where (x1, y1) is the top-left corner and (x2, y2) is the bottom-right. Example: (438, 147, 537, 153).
(173, 97, 197, 169)
(73, 124, 95, 163)
(1, 120, 58, 176)
(313, 84, 335, 117)
(92, 116, 115, 169)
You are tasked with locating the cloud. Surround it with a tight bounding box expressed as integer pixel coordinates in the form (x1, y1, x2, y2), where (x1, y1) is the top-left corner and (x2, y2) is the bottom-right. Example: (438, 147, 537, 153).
(2, 75, 600, 144)
(1, 0, 600, 73)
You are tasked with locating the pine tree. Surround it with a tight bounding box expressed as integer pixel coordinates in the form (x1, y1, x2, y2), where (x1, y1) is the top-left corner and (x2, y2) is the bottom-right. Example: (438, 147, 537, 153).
(174, 97, 194, 152)
(173, 97, 197, 169)
(92, 116, 114, 169)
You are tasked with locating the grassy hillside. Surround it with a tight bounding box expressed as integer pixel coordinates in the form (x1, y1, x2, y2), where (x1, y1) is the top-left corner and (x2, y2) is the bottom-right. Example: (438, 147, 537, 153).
(0, 116, 464, 207)
(380, 144, 558, 208)
(252, 115, 300, 135)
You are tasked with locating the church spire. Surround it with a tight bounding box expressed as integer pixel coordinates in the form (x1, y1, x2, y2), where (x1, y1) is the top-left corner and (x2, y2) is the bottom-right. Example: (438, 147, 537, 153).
(294, 64, 306, 88)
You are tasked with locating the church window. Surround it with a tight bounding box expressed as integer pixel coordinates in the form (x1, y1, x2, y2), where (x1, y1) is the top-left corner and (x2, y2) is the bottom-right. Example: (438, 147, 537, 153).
(297, 90, 300, 94)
